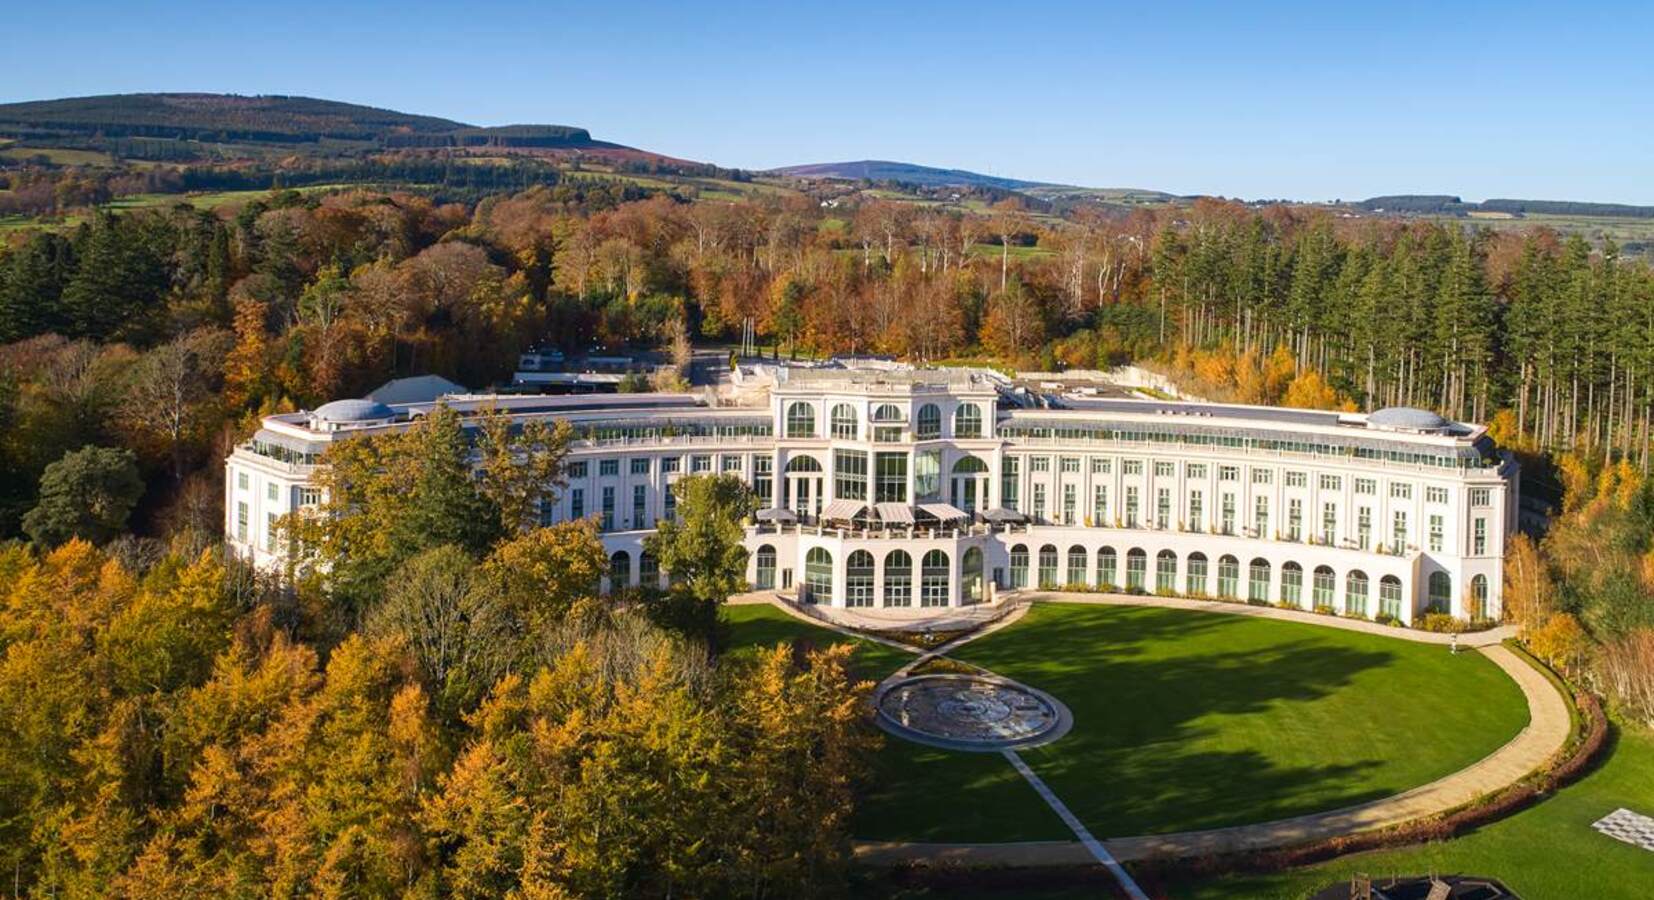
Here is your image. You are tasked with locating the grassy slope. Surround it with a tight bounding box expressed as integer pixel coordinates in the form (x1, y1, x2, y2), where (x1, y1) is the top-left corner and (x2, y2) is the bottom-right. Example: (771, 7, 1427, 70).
(860, 603, 1529, 843)
(720, 602, 913, 683)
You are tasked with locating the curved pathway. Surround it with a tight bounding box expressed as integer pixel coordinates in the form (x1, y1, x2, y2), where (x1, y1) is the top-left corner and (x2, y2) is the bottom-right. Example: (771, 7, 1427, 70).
(850, 591, 1571, 868)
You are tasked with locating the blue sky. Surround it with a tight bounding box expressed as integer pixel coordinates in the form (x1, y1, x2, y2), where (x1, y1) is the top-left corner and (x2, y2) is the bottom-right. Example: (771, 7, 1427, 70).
(6, 1, 1651, 203)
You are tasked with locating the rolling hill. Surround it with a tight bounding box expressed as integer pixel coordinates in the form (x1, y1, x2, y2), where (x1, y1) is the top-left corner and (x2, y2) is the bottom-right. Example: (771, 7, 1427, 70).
(769, 159, 1051, 191)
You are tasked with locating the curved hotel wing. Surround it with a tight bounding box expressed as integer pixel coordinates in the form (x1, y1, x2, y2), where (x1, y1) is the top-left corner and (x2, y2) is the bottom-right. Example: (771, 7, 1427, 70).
(226, 364, 1517, 624)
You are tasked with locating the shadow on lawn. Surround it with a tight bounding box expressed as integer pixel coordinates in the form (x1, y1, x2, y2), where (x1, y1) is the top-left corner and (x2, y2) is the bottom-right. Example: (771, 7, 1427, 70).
(959, 606, 1409, 836)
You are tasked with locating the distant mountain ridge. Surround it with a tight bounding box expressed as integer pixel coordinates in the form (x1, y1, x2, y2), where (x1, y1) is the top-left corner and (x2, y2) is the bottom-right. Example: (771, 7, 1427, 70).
(0, 92, 593, 148)
(768, 159, 1052, 191)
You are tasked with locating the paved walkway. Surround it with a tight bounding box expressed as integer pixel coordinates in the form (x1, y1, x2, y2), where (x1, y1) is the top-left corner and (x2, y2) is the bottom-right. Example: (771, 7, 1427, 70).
(851, 593, 1571, 868)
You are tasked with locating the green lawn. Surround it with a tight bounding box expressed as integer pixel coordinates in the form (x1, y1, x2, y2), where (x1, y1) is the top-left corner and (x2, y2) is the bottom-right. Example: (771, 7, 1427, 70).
(720, 602, 914, 683)
(1168, 724, 1654, 900)
(858, 603, 1530, 843)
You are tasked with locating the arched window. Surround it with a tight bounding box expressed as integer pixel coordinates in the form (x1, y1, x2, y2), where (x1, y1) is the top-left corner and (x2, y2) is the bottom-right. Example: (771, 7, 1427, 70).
(962, 547, 984, 604)
(954, 403, 983, 438)
(608, 550, 631, 591)
(1067, 545, 1087, 586)
(785, 402, 816, 438)
(639, 550, 659, 589)
(1097, 546, 1118, 589)
(872, 403, 904, 422)
(1009, 544, 1029, 588)
(846, 550, 875, 607)
(915, 403, 942, 439)
(1156, 550, 1178, 593)
(784, 455, 822, 472)
(804, 547, 833, 603)
(830, 403, 858, 440)
(1249, 558, 1271, 603)
(1126, 548, 1147, 592)
(1038, 545, 1059, 588)
(1379, 575, 1403, 620)
(1471, 574, 1489, 620)
(1282, 562, 1303, 606)
(754, 545, 775, 590)
(883, 549, 912, 607)
(1313, 565, 1336, 608)
(1345, 570, 1369, 617)
(921, 550, 950, 607)
(951, 456, 988, 474)
(872, 403, 905, 442)
(1186, 552, 1208, 596)
(1428, 571, 1452, 613)
(1218, 554, 1239, 599)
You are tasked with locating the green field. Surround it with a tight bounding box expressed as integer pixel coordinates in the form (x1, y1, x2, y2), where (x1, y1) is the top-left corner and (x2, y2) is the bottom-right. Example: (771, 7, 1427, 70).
(858, 603, 1529, 842)
(721, 602, 913, 683)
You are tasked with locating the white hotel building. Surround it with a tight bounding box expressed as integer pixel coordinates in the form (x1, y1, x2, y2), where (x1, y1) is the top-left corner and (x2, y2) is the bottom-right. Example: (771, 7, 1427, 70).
(225, 364, 1518, 624)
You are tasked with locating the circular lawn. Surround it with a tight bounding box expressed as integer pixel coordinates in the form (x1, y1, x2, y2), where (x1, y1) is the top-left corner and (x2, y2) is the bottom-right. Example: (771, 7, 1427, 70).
(856, 602, 1530, 843)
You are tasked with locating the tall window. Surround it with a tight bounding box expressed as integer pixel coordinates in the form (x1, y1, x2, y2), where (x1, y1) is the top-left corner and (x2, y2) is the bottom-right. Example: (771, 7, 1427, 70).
(1345, 570, 1368, 617)
(1067, 545, 1087, 586)
(1009, 544, 1029, 588)
(1357, 506, 1372, 549)
(1186, 552, 1208, 595)
(1156, 550, 1177, 593)
(833, 450, 868, 500)
(1253, 496, 1268, 537)
(872, 403, 904, 442)
(830, 403, 858, 440)
(236, 501, 248, 541)
(639, 551, 659, 588)
(601, 486, 615, 531)
(1037, 545, 1059, 588)
(753, 456, 773, 504)
(954, 403, 983, 438)
(846, 551, 875, 607)
(804, 548, 833, 603)
(1473, 517, 1487, 555)
(1248, 558, 1270, 602)
(1001, 457, 1020, 511)
(1093, 485, 1109, 525)
(632, 484, 647, 528)
(1471, 574, 1489, 619)
(1188, 490, 1203, 531)
(785, 402, 816, 438)
(1032, 483, 1047, 521)
(1379, 576, 1402, 619)
(1126, 549, 1146, 591)
(1428, 514, 1444, 553)
(1321, 502, 1337, 545)
(884, 550, 913, 606)
(1221, 493, 1235, 534)
(1098, 547, 1118, 588)
(921, 550, 950, 606)
(1125, 486, 1139, 527)
(1312, 566, 1336, 607)
(755, 545, 776, 590)
(1156, 488, 1171, 529)
(914, 449, 941, 500)
(1427, 571, 1452, 613)
(875, 452, 907, 503)
(609, 551, 631, 590)
(1392, 510, 1408, 553)
(1063, 484, 1078, 525)
(1288, 498, 1303, 541)
(1217, 555, 1239, 598)
(1282, 562, 1303, 606)
(915, 403, 942, 439)
(570, 488, 585, 520)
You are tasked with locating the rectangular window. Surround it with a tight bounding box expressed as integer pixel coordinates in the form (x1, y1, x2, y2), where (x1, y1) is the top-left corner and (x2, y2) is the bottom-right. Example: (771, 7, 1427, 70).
(266, 482, 278, 502)
(1188, 490, 1203, 532)
(1470, 488, 1491, 507)
(1288, 498, 1303, 541)
(1155, 461, 1175, 478)
(1219, 465, 1239, 482)
(1063, 484, 1077, 525)
(1319, 474, 1341, 491)
(630, 457, 651, 475)
(1390, 482, 1412, 500)
(237, 472, 249, 491)
(1286, 471, 1307, 488)
(1254, 496, 1268, 536)
(599, 459, 619, 477)
(1090, 457, 1111, 474)
(1357, 506, 1372, 549)
(660, 457, 680, 474)
(298, 487, 321, 507)
(1355, 477, 1376, 495)
(236, 502, 248, 541)
(1220, 493, 1235, 534)
(633, 485, 647, 528)
(1060, 456, 1080, 474)
(1474, 517, 1488, 555)
(1125, 486, 1139, 528)
(265, 512, 278, 552)
(1032, 483, 1047, 521)
(1001, 457, 1020, 511)
(1093, 485, 1109, 524)
(834, 449, 868, 501)
(721, 454, 741, 472)
(568, 461, 589, 478)
(1030, 456, 1051, 473)
(600, 487, 615, 531)
(1251, 468, 1273, 485)
(691, 455, 712, 473)
(1156, 488, 1171, 529)
(875, 452, 908, 503)
(1123, 459, 1144, 475)
(1429, 514, 1444, 553)
(1322, 502, 1337, 544)
(1426, 486, 1449, 504)
(1392, 510, 1407, 553)
(1186, 463, 1207, 480)
(753, 456, 773, 503)
(664, 487, 677, 522)
(570, 488, 585, 520)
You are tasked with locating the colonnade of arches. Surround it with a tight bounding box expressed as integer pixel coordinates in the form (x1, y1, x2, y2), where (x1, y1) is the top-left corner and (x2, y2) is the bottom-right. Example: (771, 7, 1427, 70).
(605, 549, 661, 591)
(759, 544, 986, 608)
(1005, 543, 1487, 620)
